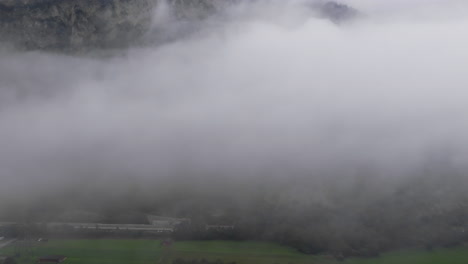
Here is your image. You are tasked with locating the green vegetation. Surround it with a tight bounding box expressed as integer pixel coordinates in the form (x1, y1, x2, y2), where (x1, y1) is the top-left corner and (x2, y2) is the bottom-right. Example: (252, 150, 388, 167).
(0, 239, 326, 264)
(345, 247, 468, 264)
(3, 239, 468, 264)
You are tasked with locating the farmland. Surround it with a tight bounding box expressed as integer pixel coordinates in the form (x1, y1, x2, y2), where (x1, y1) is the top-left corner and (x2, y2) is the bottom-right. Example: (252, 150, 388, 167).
(0, 239, 327, 264)
(345, 247, 468, 264)
(2, 239, 468, 264)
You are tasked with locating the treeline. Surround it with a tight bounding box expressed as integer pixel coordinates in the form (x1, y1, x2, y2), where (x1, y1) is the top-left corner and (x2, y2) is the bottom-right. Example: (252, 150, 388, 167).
(165, 176, 468, 259)
(2, 161, 468, 259)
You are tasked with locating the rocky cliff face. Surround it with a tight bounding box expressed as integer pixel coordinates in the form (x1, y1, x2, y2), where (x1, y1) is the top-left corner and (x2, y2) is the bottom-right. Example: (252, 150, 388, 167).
(0, 0, 154, 50)
(314, 1, 359, 23)
(0, 0, 357, 51)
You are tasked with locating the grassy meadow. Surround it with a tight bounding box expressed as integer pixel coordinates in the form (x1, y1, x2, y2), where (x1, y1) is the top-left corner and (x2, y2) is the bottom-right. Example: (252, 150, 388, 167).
(345, 247, 468, 264)
(0, 239, 327, 264)
(2, 239, 468, 264)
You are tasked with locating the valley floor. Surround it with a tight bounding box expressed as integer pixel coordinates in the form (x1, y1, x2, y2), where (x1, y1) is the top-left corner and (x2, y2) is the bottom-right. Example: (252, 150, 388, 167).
(0, 239, 327, 264)
(2, 239, 468, 264)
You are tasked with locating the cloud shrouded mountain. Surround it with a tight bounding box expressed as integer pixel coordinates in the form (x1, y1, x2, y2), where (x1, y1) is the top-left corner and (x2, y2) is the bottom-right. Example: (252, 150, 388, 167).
(1, 0, 468, 257)
(0, 0, 358, 50)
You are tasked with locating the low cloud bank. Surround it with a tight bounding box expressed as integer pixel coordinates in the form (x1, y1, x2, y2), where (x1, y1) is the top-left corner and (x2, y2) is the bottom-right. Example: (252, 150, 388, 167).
(1, 0, 468, 197)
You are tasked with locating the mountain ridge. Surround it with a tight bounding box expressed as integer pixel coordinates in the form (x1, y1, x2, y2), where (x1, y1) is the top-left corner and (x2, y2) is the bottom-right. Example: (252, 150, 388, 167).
(0, 0, 358, 51)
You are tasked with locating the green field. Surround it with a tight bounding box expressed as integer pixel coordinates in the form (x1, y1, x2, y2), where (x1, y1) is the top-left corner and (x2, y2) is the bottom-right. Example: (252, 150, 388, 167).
(345, 247, 468, 264)
(0, 239, 328, 264)
(3, 239, 468, 264)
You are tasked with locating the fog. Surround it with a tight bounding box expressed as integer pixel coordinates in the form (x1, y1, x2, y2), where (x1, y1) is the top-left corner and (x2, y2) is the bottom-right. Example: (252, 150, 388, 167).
(1, 0, 468, 214)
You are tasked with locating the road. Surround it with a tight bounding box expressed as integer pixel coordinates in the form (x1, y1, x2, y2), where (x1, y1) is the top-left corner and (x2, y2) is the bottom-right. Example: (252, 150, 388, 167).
(0, 239, 16, 249)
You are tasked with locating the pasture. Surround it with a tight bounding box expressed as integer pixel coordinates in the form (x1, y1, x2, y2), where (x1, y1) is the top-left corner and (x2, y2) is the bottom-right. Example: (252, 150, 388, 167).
(2, 239, 468, 264)
(345, 246, 468, 264)
(0, 239, 326, 264)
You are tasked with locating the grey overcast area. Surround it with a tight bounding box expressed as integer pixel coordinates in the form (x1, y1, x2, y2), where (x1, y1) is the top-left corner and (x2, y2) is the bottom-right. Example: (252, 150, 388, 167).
(1, 1, 468, 264)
